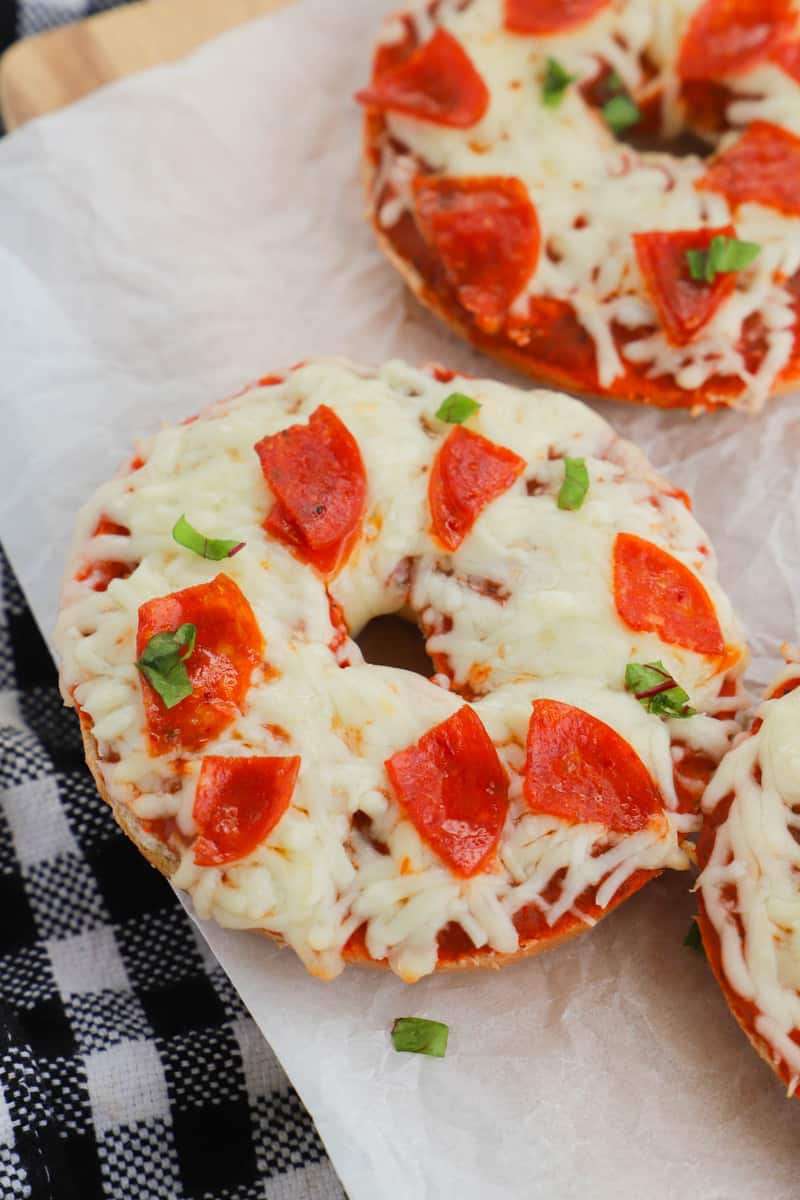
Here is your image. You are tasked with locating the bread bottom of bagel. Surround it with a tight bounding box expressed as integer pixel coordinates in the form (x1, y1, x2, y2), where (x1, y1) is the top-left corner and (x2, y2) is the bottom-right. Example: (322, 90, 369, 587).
(79, 717, 659, 977)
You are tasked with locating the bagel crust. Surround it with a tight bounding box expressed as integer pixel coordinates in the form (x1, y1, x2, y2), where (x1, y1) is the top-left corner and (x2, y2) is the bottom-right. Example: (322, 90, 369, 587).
(359, 0, 800, 412)
(57, 359, 747, 980)
(696, 659, 800, 1096)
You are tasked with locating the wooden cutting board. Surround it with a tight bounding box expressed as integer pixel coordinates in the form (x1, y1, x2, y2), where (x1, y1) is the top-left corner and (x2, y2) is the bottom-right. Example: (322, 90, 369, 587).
(0, 0, 289, 131)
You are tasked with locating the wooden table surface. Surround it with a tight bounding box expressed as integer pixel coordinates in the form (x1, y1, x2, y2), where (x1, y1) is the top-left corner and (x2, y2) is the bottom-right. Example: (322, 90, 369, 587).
(0, 0, 288, 131)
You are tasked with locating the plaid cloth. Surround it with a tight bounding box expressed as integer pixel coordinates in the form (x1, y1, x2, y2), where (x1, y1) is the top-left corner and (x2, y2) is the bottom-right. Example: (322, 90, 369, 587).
(0, 542, 347, 1198)
(0, 0, 136, 52)
(0, 4, 347, 1196)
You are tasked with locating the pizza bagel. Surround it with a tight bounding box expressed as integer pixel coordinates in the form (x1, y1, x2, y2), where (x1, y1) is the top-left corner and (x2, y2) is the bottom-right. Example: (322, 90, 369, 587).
(697, 654, 800, 1095)
(358, 0, 800, 412)
(56, 360, 747, 981)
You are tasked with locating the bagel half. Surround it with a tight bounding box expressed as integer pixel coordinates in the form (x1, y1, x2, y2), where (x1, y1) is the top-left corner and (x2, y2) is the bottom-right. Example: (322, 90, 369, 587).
(359, 0, 800, 412)
(57, 359, 747, 980)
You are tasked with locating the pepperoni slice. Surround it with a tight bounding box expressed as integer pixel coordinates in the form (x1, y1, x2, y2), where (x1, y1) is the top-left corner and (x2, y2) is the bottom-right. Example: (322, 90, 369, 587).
(385, 706, 509, 878)
(137, 574, 264, 753)
(772, 39, 800, 82)
(429, 425, 525, 551)
(613, 532, 725, 656)
(193, 754, 300, 867)
(504, 0, 611, 35)
(677, 0, 793, 80)
(633, 226, 738, 346)
(524, 699, 661, 834)
(355, 28, 488, 128)
(697, 121, 800, 215)
(413, 176, 540, 332)
(254, 405, 366, 576)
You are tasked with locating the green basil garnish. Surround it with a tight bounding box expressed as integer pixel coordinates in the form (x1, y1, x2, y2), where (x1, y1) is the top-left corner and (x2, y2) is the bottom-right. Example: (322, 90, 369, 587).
(135, 623, 196, 709)
(435, 393, 481, 424)
(686, 235, 761, 284)
(557, 457, 589, 511)
(391, 1017, 449, 1058)
(542, 57, 576, 107)
(602, 92, 640, 133)
(172, 514, 245, 561)
(625, 660, 696, 719)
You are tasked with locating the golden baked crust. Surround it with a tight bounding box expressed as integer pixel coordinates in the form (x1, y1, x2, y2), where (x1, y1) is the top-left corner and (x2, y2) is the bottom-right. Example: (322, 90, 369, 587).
(79, 718, 180, 877)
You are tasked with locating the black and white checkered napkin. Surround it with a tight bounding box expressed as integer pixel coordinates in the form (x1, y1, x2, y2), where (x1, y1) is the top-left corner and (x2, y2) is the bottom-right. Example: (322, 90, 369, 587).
(0, 545, 346, 1199)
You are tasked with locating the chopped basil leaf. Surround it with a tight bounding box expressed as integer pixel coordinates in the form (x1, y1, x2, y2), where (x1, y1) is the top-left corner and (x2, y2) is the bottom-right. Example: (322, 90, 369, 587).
(172, 514, 245, 561)
(557, 457, 589, 511)
(684, 921, 704, 953)
(625, 660, 696, 719)
(542, 57, 576, 107)
(602, 92, 640, 133)
(606, 70, 624, 94)
(391, 1017, 449, 1058)
(135, 623, 196, 709)
(435, 393, 481, 424)
(686, 235, 761, 284)
(685, 249, 707, 282)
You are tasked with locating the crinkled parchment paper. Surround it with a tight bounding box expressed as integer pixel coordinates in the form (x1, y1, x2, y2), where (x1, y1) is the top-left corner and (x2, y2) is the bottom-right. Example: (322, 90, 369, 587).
(0, 2, 798, 1196)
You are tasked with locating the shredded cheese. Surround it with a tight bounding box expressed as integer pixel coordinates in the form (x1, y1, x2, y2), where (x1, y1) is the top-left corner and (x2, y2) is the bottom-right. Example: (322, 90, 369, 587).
(699, 666, 800, 1078)
(57, 360, 747, 980)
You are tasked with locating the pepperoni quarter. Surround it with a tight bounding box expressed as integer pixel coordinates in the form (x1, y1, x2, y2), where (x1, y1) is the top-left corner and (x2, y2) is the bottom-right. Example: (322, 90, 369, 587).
(385, 706, 509, 878)
(193, 754, 300, 867)
(613, 532, 725, 656)
(524, 699, 661, 834)
(413, 175, 540, 332)
(677, 0, 793, 80)
(137, 574, 264, 753)
(355, 28, 489, 128)
(697, 121, 800, 216)
(633, 226, 738, 346)
(504, 0, 611, 35)
(772, 39, 800, 82)
(429, 425, 525, 551)
(255, 405, 366, 576)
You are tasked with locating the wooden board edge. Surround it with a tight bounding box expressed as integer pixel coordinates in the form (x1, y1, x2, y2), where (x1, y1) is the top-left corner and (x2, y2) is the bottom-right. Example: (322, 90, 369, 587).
(0, 0, 288, 132)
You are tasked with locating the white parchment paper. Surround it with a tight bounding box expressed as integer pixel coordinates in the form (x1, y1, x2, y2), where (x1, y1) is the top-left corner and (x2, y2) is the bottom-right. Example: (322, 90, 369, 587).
(0, 2, 799, 1196)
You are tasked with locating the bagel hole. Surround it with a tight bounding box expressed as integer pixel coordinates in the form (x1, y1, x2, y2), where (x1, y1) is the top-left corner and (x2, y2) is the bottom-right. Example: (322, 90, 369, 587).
(582, 61, 716, 160)
(352, 810, 390, 856)
(355, 614, 435, 677)
(619, 127, 714, 159)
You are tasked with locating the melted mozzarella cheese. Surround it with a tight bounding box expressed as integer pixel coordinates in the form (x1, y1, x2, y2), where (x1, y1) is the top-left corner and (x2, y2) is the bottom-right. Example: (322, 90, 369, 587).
(699, 671, 800, 1077)
(57, 360, 746, 980)
(370, 0, 800, 410)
